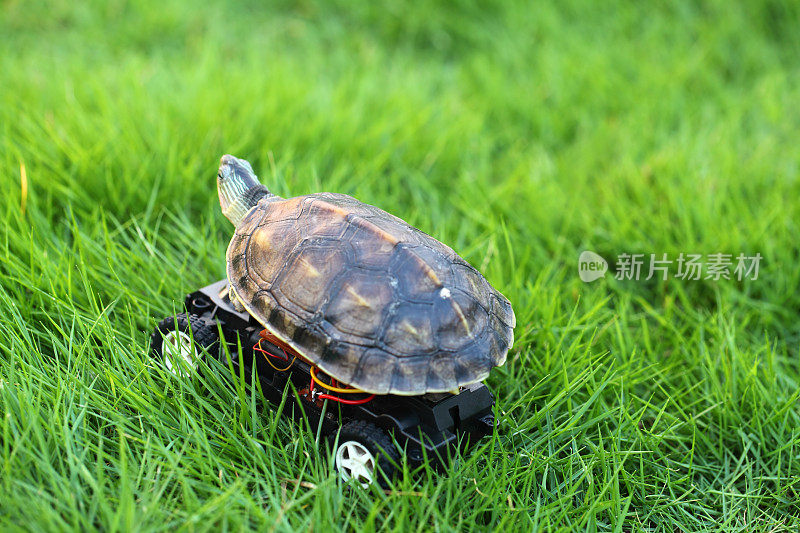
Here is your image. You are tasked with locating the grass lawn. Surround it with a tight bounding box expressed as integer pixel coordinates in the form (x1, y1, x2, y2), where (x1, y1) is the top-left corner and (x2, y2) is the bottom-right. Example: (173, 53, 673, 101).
(2, 0, 800, 530)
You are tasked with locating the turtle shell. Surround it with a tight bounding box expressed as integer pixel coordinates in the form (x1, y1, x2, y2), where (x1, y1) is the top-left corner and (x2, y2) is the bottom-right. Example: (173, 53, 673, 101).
(227, 192, 515, 395)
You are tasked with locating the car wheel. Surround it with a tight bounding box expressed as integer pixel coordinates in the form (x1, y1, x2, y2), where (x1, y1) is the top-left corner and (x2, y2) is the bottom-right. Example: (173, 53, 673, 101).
(330, 420, 400, 488)
(151, 313, 219, 376)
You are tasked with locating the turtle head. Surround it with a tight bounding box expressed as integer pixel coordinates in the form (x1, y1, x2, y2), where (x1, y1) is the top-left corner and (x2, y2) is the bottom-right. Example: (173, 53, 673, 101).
(217, 154, 272, 226)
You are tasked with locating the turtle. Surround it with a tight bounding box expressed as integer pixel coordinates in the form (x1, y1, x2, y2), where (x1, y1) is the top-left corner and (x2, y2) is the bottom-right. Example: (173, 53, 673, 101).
(217, 154, 515, 396)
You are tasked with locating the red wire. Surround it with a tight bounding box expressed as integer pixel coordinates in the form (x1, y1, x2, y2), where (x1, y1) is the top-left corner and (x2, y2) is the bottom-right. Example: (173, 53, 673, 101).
(308, 368, 374, 404)
(253, 339, 291, 363)
(318, 393, 376, 405)
(256, 331, 375, 406)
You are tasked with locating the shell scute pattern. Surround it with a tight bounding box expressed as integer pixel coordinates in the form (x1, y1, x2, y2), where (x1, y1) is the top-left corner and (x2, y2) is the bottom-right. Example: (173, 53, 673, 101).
(325, 271, 394, 339)
(382, 302, 437, 355)
(227, 192, 515, 395)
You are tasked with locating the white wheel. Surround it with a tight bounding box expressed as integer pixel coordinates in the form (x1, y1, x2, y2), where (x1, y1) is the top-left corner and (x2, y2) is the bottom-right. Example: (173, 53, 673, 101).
(162, 330, 199, 376)
(335, 440, 376, 487)
(152, 313, 218, 377)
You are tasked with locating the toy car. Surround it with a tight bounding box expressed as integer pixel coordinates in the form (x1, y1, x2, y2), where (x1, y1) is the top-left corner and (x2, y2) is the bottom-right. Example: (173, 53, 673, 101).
(151, 280, 497, 487)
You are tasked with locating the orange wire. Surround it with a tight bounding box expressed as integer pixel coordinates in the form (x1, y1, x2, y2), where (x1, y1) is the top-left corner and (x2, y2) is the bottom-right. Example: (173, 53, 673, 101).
(254, 331, 372, 404)
(309, 366, 366, 394)
(254, 338, 296, 372)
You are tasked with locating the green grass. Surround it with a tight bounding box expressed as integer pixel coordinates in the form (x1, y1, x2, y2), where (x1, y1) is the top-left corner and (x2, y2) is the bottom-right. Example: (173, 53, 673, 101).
(2, 0, 800, 530)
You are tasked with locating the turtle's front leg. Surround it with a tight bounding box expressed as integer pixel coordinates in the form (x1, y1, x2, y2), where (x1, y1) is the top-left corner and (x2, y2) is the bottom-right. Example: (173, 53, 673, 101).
(228, 285, 246, 313)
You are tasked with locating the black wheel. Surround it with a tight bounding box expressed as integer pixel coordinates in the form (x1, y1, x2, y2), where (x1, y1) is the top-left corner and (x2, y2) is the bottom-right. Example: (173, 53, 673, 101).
(150, 313, 219, 376)
(329, 420, 400, 488)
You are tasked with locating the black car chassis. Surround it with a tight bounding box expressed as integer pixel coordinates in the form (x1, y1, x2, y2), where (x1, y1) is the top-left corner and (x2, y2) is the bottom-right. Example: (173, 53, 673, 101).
(152, 280, 496, 473)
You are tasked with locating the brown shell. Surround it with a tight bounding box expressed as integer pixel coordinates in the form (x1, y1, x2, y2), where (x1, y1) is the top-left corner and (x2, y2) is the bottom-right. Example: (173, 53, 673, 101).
(227, 192, 515, 395)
